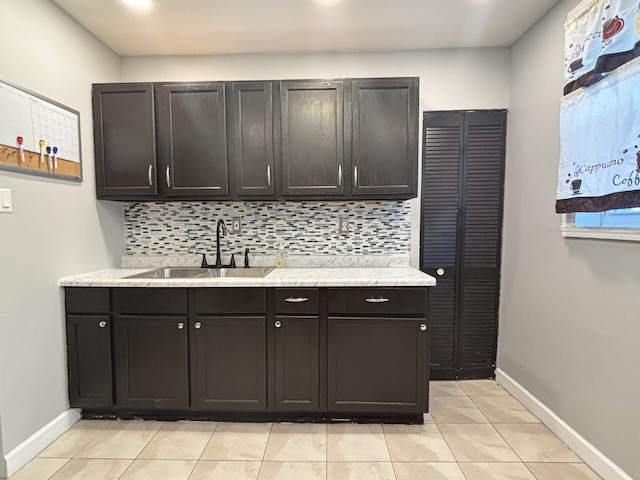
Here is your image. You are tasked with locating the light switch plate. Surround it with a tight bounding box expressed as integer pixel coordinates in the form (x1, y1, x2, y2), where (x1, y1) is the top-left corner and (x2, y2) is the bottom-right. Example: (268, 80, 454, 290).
(0, 188, 12, 213)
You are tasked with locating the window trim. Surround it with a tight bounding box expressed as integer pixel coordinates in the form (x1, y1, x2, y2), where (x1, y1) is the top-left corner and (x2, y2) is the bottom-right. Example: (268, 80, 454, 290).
(562, 213, 640, 241)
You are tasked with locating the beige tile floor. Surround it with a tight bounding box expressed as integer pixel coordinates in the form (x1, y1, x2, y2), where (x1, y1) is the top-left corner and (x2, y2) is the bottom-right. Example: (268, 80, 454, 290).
(9, 380, 602, 480)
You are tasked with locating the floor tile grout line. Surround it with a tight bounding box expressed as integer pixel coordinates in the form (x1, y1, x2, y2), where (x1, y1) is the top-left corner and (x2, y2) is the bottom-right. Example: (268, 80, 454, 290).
(255, 422, 274, 480)
(39, 457, 71, 480)
(433, 418, 465, 471)
(193, 420, 218, 463)
(464, 392, 495, 425)
(381, 424, 399, 480)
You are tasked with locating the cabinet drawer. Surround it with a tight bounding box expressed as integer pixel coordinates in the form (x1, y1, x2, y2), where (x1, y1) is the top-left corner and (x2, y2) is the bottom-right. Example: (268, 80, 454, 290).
(328, 288, 426, 315)
(196, 288, 266, 314)
(66, 288, 110, 314)
(275, 289, 319, 314)
(113, 288, 187, 314)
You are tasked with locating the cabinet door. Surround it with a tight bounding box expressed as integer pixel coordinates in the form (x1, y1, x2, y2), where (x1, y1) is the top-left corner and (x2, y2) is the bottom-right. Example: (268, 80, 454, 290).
(351, 78, 418, 198)
(327, 317, 428, 413)
(66, 315, 113, 408)
(230, 82, 275, 197)
(273, 316, 319, 411)
(92, 83, 157, 198)
(155, 83, 229, 197)
(114, 316, 189, 409)
(280, 80, 345, 197)
(191, 316, 266, 411)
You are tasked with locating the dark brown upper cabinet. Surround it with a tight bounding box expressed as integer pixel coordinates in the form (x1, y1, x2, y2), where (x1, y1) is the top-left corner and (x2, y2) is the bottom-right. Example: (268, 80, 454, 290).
(351, 78, 419, 199)
(280, 80, 345, 197)
(229, 82, 275, 198)
(93, 83, 157, 198)
(92, 77, 419, 201)
(155, 83, 229, 197)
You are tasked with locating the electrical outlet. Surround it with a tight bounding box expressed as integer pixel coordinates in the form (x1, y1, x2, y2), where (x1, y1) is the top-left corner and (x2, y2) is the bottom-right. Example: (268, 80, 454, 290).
(231, 217, 241, 233)
(338, 217, 348, 234)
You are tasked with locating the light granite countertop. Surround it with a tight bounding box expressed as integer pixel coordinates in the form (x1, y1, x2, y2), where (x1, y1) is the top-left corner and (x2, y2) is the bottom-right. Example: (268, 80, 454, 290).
(59, 266, 436, 288)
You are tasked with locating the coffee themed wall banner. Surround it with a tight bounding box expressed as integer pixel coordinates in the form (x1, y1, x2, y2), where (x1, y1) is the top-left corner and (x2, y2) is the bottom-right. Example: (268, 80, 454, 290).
(555, 59, 640, 213)
(564, 0, 640, 95)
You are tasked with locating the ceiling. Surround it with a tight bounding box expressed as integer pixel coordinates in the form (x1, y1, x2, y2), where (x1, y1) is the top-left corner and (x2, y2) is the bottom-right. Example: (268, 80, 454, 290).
(51, 0, 562, 57)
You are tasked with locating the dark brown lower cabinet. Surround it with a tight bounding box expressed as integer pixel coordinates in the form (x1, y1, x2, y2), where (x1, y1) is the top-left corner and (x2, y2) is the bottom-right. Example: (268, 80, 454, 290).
(273, 316, 320, 411)
(327, 317, 428, 413)
(191, 316, 267, 411)
(66, 315, 113, 408)
(113, 315, 189, 410)
(65, 286, 429, 417)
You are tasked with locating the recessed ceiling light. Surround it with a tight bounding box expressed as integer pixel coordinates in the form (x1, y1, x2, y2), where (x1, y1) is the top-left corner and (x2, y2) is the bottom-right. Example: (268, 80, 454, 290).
(123, 0, 152, 7)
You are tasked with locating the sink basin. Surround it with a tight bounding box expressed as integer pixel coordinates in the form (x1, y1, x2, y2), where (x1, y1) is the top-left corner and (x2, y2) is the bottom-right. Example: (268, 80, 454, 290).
(126, 267, 274, 279)
(208, 267, 274, 278)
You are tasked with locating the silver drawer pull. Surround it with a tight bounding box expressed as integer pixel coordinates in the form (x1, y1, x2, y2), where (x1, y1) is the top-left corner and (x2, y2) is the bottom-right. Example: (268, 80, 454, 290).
(275, 321, 282, 328)
(420, 324, 427, 331)
(147, 164, 154, 186)
(194, 322, 202, 329)
(284, 297, 309, 303)
(267, 165, 272, 187)
(365, 298, 390, 303)
(165, 166, 171, 187)
(177, 322, 185, 330)
(99, 321, 107, 328)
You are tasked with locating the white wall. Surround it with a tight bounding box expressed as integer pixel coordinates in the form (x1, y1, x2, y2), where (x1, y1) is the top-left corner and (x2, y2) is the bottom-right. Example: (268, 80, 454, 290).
(500, 0, 640, 478)
(0, 0, 122, 474)
(120, 48, 511, 267)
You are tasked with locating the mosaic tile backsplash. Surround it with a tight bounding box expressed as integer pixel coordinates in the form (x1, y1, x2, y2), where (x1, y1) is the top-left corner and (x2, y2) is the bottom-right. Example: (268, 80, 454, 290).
(124, 201, 411, 259)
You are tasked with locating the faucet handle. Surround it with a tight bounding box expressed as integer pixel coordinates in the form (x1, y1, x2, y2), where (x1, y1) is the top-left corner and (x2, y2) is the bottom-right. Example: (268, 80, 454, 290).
(229, 254, 236, 268)
(201, 253, 209, 268)
(244, 248, 250, 268)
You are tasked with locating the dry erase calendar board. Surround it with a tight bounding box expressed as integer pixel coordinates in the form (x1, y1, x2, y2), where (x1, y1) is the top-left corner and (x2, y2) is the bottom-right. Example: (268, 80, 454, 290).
(0, 79, 82, 182)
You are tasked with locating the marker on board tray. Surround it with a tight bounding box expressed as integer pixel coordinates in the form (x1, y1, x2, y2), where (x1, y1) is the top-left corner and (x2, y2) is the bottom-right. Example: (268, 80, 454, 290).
(39, 140, 45, 164)
(53, 147, 58, 170)
(46, 146, 52, 169)
(17, 137, 25, 163)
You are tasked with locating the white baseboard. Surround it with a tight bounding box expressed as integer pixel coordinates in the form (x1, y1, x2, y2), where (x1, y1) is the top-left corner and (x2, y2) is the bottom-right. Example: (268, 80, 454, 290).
(4, 409, 80, 477)
(495, 369, 633, 480)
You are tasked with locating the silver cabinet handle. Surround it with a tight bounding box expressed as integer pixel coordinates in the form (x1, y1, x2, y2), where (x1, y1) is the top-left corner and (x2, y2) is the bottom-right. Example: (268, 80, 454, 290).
(147, 164, 154, 186)
(354, 166, 358, 187)
(194, 322, 202, 329)
(165, 166, 171, 187)
(177, 322, 185, 330)
(99, 321, 107, 328)
(338, 164, 342, 186)
(275, 321, 282, 328)
(420, 324, 427, 331)
(267, 165, 272, 187)
(284, 297, 309, 303)
(436, 268, 445, 276)
(365, 298, 390, 303)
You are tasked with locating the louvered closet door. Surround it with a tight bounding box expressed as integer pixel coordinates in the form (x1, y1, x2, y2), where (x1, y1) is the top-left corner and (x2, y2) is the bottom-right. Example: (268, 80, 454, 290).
(421, 110, 506, 380)
(458, 112, 506, 378)
(421, 112, 463, 380)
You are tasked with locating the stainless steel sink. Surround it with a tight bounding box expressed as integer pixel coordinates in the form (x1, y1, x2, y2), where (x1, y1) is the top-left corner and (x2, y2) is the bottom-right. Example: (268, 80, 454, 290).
(207, 267, 274, 278)
(126, 267, 274, 279)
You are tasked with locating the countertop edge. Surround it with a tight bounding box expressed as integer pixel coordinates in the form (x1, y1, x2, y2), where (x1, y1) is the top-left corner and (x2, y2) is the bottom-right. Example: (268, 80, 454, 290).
(59, 267, 437, 288)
